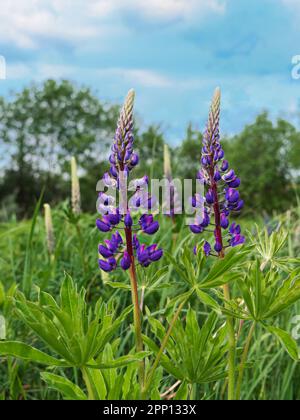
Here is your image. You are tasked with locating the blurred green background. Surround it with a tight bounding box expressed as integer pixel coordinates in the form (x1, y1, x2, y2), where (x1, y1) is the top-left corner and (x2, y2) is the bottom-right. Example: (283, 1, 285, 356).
(1, 79, 300, 220)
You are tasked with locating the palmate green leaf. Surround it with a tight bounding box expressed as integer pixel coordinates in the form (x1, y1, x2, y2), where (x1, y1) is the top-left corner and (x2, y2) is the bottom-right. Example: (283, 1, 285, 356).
(265, 326, 299, 361)
(174, 381, 188, 400)
(144, 308, 227, 385)
(12, 277, 132, 367)
(87, 352, 151, 369)
(143, 334, 184, 380)
(105, 281, 131, 290)
(199, 246, 249, 288)
(41, 372, 87, 400)
(0, 341, 69, 367)
(165, 251, 193, 286)
(82, 366, 107, 400)
(167, 289, 194, 307)
(122, 363, 140, 400)
(200, 272, 242, 289)
(264, 270, 300, 319)
(14, 296, 76, 364)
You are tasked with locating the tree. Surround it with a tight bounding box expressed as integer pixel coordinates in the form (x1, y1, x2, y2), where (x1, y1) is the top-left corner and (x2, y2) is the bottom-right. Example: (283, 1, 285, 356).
(222, 113, 299, 214)
(0, 80, 119, 216)
(134, 125, 166, 179)
(175, 123, 202, 180)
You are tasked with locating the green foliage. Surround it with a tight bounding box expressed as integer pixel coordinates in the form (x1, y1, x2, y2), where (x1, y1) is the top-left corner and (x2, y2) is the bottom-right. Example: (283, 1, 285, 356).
(4, 275, 136, 368)
(144, 310, 227, 385)
(222, 113, 299, 214)
(0, 80, 119, 216)
(1, 211, 300, 400)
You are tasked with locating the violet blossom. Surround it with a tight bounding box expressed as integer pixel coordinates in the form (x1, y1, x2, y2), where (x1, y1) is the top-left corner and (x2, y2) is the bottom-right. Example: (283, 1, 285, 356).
(190, 88, 245, 257)
(96, 89, 163, 272)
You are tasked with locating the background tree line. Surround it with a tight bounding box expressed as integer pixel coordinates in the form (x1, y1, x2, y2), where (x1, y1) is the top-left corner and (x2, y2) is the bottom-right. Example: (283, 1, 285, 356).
(0, 79, 299, 219)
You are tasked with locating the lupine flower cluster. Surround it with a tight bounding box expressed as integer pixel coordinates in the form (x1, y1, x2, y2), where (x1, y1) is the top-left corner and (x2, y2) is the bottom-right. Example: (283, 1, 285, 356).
(96, 89, 163, 272)
(190, 88, 245, 257)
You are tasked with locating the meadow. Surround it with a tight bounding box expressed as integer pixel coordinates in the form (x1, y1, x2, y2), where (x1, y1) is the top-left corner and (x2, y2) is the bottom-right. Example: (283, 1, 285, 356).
(0, 204, 300, 400)
(0, 86, 300, 401)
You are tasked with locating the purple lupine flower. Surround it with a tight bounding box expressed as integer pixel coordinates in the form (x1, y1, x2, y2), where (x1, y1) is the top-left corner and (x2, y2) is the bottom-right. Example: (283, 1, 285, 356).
(96, 218, 111, 232)
(97, 90, 162, 272)
(120, 251, 131, 270)
(190, 88, 244, 257)
(203, 241, 211, 256)
(139, 214, 159, 235)
(137, 244, 163, 267)
(98, 257, 117, 272)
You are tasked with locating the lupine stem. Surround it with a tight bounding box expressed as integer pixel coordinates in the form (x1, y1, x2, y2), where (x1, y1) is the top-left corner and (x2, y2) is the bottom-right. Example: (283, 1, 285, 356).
(223, 283, 236, 400)
(125, 226, 145, 388)
(75, 222, 88, 278)
(141, 299, 186, 399)
(210, 168, 236, 401)
(236, 322, 256, 400)
(81, 367, 96, 400)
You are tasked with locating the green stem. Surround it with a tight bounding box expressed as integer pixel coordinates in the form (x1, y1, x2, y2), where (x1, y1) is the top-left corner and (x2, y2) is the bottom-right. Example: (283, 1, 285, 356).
(236, 322, 256, 400)
(128, 262, 145, 387)
(75, 222, 88, 277)
(142, 299, 186, 399)
(223, 283, 236, 400)
(81, 367, 96, 400)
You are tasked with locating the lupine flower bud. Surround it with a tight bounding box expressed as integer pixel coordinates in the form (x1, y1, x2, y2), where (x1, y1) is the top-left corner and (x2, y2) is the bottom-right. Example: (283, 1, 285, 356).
(139, 214, 159, 235)
(98, 244, 114, 258)
(164, 144, 172, 180)
(120, 251, 131, 270)
(124, 212, 133, 227)
(203, 241, 211, 256)
(96, 219, 111, 232)
(99, 258, 117, 272)
(71, 157, 81, 215)
(44, 204, 55, 255)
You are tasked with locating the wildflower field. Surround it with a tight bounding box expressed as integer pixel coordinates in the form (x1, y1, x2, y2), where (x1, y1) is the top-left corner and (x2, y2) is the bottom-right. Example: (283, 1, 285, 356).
(1, 87, 300, 401)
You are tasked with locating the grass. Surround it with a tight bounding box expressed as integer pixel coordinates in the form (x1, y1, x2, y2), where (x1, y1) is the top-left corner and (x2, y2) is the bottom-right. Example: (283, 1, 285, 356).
(0, 204, 300, 400)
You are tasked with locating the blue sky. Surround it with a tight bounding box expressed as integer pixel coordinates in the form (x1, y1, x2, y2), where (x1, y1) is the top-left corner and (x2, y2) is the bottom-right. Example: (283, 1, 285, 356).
(0, 0, 300, 143)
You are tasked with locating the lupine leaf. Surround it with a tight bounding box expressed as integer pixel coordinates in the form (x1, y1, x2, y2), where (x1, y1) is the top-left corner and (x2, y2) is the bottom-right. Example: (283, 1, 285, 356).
(105, 282, 131, 290)
(0, 342, 69, 366)
(266, 326, 299, 361)
(199, 247, 249, 288)
(41, 372, 87, 400)
(86, 352, 151, 369)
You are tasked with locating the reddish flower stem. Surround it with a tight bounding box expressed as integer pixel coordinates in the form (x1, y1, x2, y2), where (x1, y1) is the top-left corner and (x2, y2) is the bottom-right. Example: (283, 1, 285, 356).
(209, 165, 235, 400)
(124, 226, 145, 387)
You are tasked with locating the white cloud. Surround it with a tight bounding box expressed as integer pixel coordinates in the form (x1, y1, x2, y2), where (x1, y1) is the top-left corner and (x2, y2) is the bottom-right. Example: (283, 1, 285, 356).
(6, 61, 208, 91)
(0, 0, 110, 49)
(96, 68, 172, 88)
(281, 0, 300, 15)
(0, 0, 226, 50)
(90, 0, 226, 23)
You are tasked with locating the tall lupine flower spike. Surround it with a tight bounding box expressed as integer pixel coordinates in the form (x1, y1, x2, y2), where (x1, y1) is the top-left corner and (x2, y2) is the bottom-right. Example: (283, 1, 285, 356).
(44, 203, 55, 256)
(96, 89, 163, 274)
(190, 88, 245, 257)
(96, 89, 162, 384)
(71, 156, 81, 215)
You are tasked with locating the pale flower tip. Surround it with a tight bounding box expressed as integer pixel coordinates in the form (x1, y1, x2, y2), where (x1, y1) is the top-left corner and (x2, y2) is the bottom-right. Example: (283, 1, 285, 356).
(213, 87, 221, 101)
(164, 143, 172, 178)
